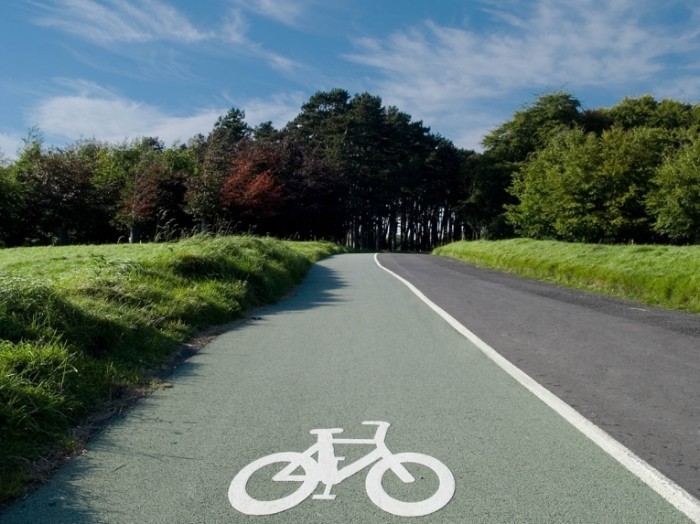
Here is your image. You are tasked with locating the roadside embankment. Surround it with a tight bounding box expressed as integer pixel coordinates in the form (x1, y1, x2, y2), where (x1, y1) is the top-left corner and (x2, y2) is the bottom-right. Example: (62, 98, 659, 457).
(0, 235, 343, 503)
(434, 239, 700, 314)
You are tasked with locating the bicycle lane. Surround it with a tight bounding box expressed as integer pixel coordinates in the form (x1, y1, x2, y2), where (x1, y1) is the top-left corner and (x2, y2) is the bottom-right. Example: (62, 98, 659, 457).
(1, 254, 692, 523)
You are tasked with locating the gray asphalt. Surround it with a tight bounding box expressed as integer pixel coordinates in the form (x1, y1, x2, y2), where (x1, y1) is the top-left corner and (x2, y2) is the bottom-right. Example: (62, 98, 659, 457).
(0, 254, 693, 523)
(378, 253, 700, 502)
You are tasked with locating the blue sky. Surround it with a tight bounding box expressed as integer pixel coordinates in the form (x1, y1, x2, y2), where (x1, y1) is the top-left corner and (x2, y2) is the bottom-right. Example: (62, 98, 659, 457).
(1, 0, 700, 159)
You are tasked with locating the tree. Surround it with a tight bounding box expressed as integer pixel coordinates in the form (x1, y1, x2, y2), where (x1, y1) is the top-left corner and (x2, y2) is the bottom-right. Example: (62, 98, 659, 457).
(12, 143, 112, 245)
(647, 138, 700, 243)
(221, 140, 286, 230)
(253, 121, 281, 142)
(0, 164, 22, 246)
(475, 91, 584, 238)
(186, 108, 250, 229)
(482, 91, 582, 162)
(608, 95, 695, 130)
(507, 126, 674, 243)
(607, 95, 659, 129)
(95, 138, 176, 243)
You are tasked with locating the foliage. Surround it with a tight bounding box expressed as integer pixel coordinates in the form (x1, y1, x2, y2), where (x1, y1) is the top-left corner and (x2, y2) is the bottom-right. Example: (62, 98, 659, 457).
(507, 126, 675, 243)
(11, 141, 117, 245)
(607, 95, 696, 130)
(2, 89, 700, 249)
(475, 91, 586, 238)
(482, 91, 583, 162)
(286, 89, 470, 249)
(186, 108, 250, 228)
(222, 140, 286, 226)
(647, 137, 700, 243)
(0, 166, 22, 247)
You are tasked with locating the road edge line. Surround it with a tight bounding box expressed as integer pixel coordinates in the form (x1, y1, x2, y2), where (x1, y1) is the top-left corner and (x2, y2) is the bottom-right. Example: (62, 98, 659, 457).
(373, 253, 700, 523)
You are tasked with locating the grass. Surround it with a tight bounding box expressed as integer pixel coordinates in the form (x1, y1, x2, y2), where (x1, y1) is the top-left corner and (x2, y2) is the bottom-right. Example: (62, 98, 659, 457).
(434, 239, 700, 314)
(0, 235, 344, 503)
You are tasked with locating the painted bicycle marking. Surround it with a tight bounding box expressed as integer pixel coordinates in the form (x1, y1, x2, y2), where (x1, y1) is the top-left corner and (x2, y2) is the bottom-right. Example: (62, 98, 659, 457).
(228, 421, 455, 517)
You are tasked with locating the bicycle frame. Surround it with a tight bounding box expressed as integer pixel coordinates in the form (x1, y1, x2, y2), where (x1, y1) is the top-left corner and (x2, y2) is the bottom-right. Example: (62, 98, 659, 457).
(273, 421, 414, 499)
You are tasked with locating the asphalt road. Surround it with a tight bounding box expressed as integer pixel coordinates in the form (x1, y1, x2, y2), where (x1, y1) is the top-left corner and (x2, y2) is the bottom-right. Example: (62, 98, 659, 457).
(377, 253, 700, 504)
(1, 253, 696, 523)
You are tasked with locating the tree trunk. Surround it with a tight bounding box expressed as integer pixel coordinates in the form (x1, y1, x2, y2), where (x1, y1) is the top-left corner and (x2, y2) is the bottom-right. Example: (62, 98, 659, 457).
(129, 225, 142, 244)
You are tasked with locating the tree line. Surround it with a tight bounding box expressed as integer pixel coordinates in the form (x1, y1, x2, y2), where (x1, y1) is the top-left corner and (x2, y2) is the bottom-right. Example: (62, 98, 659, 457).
(481, 92, 700, 244)
(0, 89, 471, 250)
(1, 89, 699, 249)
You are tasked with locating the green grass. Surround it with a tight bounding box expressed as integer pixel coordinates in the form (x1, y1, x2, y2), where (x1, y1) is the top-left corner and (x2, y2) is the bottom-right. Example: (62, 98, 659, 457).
(0, 235, 344, 503)
(434, 239, 700, 314)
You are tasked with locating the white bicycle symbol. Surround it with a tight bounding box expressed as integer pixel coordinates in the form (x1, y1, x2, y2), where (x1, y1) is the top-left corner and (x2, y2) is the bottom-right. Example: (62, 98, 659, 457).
(228, 421, 455, 517)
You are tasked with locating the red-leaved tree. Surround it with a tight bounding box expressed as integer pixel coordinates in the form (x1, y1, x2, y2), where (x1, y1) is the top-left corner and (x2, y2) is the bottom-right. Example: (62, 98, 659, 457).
(221, 141, 285, 231)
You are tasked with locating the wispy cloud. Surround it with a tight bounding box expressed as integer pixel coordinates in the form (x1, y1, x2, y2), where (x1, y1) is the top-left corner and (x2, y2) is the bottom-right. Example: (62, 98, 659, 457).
(31, 1, 301, 74)
(657, 76, 700, 102)
(222, 8, 249, 45)
(220, 7, 301, 72)
(230, 0, 309, 27)
(32, 0, 212, 45)
(239, 92, 306, 128)
(344, 0, 700, 149)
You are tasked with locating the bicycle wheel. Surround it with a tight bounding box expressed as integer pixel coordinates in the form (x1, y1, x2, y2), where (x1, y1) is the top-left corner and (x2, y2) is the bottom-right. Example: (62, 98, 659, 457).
(365, 452, 455, 517)
(228, 452, 318, 516)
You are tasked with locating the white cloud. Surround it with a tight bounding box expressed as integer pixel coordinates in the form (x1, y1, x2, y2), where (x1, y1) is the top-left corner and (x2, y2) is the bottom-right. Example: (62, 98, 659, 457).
(27, 82, 303, 148)
(655, 76, 700, 102)
(0, 133, 23, 161)
(343, 0, 700, 149)
(30, 91, 225, 146)
(223, 8, 249, 45)
(242, 92, 306, 128)
(33, 0, 212, 45)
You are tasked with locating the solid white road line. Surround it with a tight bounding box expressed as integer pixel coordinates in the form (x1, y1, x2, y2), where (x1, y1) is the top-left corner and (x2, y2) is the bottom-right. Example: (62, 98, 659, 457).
(374, 253, 700, 523)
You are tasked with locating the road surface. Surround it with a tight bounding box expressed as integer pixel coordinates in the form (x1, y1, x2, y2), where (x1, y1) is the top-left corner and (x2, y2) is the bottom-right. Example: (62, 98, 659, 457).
(2, 253, 697, 523)
(377, 253, 700, 503)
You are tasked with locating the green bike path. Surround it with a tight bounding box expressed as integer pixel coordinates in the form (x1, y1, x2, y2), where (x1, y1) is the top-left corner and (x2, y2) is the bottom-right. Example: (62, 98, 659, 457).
(1, 254, 692, 523)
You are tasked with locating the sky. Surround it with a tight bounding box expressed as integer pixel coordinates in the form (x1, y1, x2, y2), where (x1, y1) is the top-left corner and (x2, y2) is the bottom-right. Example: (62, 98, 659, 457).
(1, 0, 700, 160)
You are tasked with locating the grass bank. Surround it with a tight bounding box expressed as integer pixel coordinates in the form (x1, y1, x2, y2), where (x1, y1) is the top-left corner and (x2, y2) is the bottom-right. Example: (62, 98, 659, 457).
(0, 235, 343, 503)
(434, 239, 700, 314)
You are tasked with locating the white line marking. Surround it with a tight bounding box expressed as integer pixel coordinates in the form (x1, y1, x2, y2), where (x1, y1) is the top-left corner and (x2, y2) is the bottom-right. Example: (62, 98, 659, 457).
(374, 253, 700, 523)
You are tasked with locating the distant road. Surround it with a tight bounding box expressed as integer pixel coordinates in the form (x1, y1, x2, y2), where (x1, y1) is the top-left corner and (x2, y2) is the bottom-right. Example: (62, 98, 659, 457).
(378, 253, 700, 505)
(1, 254, 696, 522)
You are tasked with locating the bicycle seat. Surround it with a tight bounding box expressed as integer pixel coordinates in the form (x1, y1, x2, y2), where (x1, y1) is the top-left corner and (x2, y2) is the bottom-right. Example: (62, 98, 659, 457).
(310, 428, 344, 435)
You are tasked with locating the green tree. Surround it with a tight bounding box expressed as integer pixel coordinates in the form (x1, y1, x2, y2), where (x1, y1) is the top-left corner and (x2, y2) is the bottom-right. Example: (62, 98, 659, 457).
(482, 91, 582, 162)
(508, 127, 673, 242)
(286, 88, 351, 171)
(647, 138, 700, 243)
(186, 108, 250, 229)
(95, 138, 175, 243)
(607, 95, 698, 131)
(253, 121, 281, 142)
(476, 91, 584, 238)
(0, 164, 22, 246)
(13, 143, 110, 245)
(607, 95, 659, 129)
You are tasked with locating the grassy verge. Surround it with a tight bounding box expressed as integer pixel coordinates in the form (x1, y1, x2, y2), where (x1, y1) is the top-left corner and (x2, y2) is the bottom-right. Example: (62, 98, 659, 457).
(434, 239, 700, 314)
(0, 235, 344, 503)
